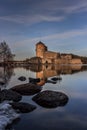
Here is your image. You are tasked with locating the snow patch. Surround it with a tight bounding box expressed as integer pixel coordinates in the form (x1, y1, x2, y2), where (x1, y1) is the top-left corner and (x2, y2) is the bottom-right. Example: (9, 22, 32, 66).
(0, 101, 20, 130)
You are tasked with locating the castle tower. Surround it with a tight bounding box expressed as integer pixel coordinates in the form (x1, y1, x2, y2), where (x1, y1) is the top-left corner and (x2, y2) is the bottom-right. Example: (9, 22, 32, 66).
(36, 41, 47, 58)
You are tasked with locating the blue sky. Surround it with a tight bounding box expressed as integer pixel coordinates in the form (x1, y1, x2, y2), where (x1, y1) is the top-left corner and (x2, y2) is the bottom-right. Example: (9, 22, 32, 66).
(0, 0, 87, 60)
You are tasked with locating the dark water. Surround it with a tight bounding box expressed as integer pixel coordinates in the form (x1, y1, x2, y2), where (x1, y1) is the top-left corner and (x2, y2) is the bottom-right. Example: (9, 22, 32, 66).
(0, 65, 87, 130)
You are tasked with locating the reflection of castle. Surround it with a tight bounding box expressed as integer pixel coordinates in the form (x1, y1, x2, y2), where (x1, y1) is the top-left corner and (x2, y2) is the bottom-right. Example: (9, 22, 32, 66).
(36, 64, 82, 86)
(23, 64, 87, 86)
(36, 41, 82, 64)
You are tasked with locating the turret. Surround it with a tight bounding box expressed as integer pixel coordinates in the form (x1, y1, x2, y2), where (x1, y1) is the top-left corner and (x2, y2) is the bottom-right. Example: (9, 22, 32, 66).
(36, 41, 47, 58)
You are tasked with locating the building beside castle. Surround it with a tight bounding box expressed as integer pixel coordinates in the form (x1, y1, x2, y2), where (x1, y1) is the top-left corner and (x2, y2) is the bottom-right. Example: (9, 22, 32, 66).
(36, 41, 82, 64)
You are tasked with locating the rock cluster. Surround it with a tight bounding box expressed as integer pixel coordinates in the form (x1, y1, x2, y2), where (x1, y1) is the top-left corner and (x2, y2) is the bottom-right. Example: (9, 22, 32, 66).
(0, 76, 69, 129)
(0, 75, 69, 111)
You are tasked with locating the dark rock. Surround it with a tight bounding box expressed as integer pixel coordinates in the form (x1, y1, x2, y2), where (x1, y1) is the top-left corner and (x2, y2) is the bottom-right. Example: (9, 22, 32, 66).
(11, 83, 42, 95)
(51, 77, 62, 81)
(0, 91, 5, 102)
(0, 82, 5, 85)
(32, 90, 68, 108)
(0, 89, 22, 102)
(9, 102, 36, 113)
(46, 80, 57, 84)
(18, 76, 26, 81)
(29, 77, 40, 84)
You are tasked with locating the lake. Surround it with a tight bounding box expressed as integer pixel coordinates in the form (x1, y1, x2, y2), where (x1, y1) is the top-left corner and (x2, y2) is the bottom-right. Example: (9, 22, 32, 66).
(0, 64, 87, 130)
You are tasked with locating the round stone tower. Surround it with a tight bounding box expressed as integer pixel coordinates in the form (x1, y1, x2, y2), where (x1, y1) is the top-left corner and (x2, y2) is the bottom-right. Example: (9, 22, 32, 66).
(36, 41, 47, 58)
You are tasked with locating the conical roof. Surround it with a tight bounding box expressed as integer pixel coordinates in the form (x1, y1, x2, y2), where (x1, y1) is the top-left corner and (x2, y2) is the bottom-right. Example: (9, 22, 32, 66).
(36, 41, 45, 46)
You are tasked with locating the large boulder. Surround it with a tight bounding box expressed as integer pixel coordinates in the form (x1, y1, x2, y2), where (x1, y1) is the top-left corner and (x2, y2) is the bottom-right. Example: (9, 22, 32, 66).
(9, 102, 36, 113)
(32, 90, 68, 108)
(11, 83, 42, 95)
(0, 89, 22, 102)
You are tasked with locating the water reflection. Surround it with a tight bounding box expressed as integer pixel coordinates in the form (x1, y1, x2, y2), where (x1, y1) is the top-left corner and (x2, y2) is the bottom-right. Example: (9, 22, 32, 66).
(6, 118, 21, 130)
(0, 66, 14, 88)
(30, 64, 87, 86)
(1, 64, 87, 89)
(1, 65, 87, 130)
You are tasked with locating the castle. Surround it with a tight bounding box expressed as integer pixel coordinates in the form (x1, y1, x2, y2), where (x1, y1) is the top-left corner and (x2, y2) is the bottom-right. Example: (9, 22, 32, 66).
(36, 41, 82, 64)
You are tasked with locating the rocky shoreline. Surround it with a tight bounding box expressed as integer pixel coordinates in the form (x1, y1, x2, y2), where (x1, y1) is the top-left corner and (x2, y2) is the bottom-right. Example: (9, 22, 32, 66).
(0, 76, 69, 130)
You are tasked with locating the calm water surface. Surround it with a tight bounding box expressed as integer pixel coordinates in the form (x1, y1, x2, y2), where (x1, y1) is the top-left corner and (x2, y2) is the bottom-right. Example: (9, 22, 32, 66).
(0, 65, 87, 130)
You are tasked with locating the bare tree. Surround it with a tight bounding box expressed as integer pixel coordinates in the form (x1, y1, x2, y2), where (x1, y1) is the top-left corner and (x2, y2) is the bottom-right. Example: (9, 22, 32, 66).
(0, 41, 14, 63)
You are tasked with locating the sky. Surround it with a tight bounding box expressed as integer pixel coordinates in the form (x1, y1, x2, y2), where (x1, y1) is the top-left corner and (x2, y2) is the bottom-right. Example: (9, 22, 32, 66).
(0, 0, 87, 60)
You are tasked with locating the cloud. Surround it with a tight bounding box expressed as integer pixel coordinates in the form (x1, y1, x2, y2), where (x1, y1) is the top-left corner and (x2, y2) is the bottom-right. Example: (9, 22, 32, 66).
(14, 26, 87, 48)
(74, 48, 87, 54)
(0, 14, 65, 25)
(39, 15, 65, 22)
(28, 27, 87, 41)
(61, 0, 87, 14)
(43, 28, 87, 40)
(0, 0, 87, 25)
(40, 0, 87, 14)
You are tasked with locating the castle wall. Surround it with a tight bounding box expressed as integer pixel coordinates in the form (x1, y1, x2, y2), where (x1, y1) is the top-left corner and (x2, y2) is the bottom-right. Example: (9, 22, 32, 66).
(55, 59, 71, 64)
(70, 59, 82, 64)
(61, 54, 72, 60)
(44, 51, 60, 59)
(61, 59, 71, 64)
(42, 58, 53, 64)
(35, 42, 82, 65)
(54, 59, 62, 64)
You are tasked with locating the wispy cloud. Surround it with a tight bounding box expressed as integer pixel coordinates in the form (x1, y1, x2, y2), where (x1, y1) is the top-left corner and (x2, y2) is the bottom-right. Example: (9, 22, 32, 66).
(43, 28, 87, 40)
(42, 0, 87, 14)
(39, 15, 65, 22)
(74, 48, 87, 54)
(0, 0, 87, 24)
(14, 27, 87, 46)
(0, 14, 65, 24)
(59, 0, 87, 14)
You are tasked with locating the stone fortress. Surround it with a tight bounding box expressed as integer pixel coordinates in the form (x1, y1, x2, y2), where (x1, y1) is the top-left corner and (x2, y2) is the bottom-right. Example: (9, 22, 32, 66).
(36, 41, 82, 64)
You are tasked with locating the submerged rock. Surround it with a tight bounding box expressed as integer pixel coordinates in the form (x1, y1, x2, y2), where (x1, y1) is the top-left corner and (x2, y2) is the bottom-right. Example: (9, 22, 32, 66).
(9, 102, 36, 113)
(32, 90, 68, 108)
(29, 77, 40, 84)
(46, 80, 57, 84)
(18, 76, 26, 81)
(11, 83, 42, 95)
(0, 82, 5, 85)
(51, 77, 62, 81)
(0, 89, 22, 102)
